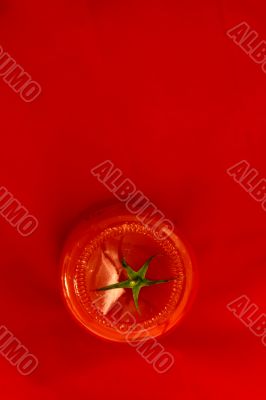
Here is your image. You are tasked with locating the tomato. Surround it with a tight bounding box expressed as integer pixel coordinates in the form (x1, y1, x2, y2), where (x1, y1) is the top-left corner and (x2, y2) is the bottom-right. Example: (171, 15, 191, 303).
(61, 204, 195, 342)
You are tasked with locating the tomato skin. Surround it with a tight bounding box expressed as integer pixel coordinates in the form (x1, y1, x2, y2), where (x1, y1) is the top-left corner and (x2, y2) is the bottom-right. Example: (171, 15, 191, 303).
(61, 204, 196, 342)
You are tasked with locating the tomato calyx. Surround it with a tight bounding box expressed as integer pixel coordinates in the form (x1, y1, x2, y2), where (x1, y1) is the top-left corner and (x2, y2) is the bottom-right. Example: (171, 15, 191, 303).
(96, 255, 175, 314)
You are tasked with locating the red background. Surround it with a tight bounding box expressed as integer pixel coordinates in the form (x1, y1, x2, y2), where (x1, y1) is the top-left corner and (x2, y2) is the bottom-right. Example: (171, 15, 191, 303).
(1, 0, 266, 398)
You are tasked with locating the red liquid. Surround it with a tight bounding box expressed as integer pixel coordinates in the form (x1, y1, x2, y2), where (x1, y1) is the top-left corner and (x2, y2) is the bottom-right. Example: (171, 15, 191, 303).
(61, 205, 195, 342)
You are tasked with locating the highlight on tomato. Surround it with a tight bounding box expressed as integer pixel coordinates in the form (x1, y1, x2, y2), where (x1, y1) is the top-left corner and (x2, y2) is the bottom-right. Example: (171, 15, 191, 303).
(61, 204, 196, 342)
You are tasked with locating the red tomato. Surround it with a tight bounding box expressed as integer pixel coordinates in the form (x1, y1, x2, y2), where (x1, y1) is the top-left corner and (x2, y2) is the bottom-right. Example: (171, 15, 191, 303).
(61, 204, 196, 342)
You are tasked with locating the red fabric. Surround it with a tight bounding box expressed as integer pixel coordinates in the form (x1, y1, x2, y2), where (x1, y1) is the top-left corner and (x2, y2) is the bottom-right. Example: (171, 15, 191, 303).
(1, 0, 266, 398)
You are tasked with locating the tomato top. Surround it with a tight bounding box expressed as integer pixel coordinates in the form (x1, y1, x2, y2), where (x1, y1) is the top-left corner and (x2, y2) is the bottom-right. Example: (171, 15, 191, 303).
(61, 205, 195, 342)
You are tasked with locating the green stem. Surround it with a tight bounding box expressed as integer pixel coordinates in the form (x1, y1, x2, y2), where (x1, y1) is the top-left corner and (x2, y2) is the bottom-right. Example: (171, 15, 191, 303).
(96, 255, 175, 314)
